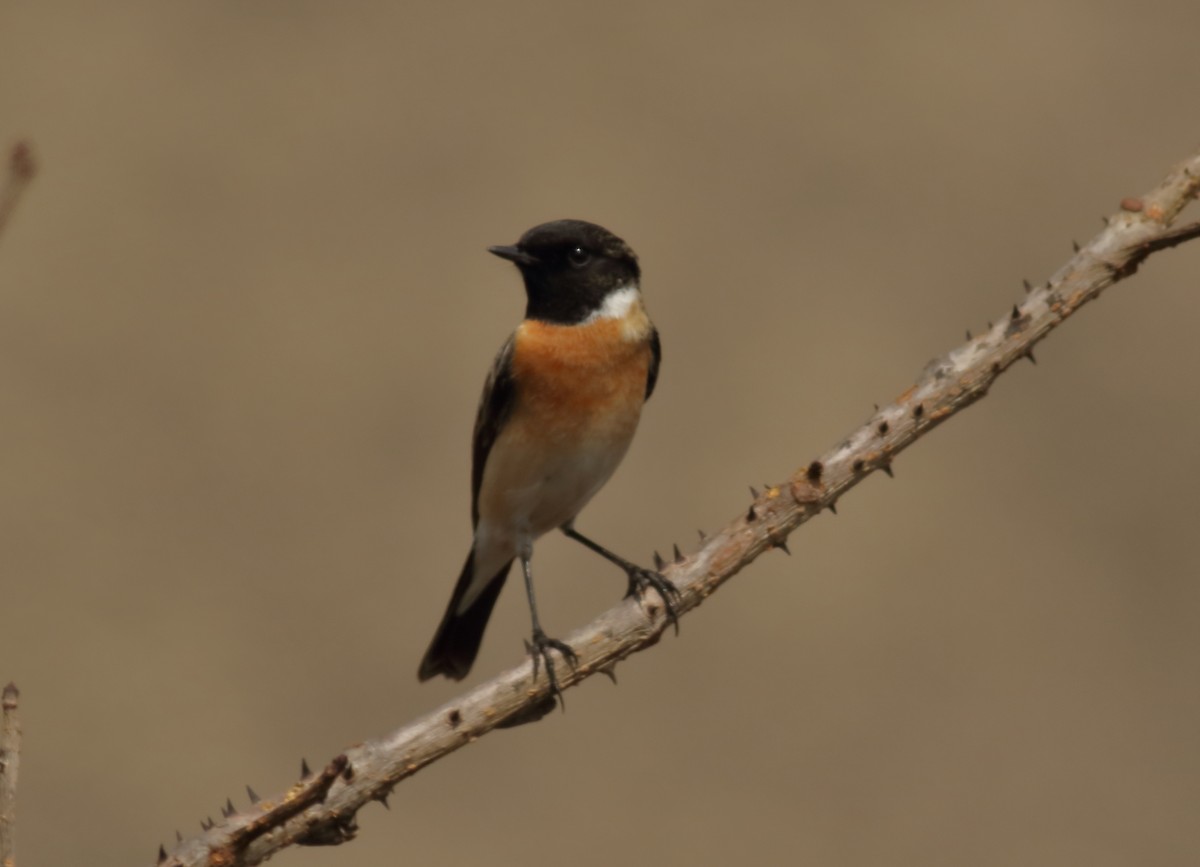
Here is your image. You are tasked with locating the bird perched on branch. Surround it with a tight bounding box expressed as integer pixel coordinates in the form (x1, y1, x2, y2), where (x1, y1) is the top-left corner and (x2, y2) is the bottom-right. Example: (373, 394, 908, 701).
(418, 219, 677, 701)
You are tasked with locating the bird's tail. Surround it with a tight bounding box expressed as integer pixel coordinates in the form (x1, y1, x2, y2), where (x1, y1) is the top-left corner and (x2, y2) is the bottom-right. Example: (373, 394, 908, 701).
(418, 547, 512, 681)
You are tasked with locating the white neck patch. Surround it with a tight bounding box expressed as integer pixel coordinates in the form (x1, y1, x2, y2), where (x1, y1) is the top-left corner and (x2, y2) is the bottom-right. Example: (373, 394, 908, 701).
(585, 285, 640, 323)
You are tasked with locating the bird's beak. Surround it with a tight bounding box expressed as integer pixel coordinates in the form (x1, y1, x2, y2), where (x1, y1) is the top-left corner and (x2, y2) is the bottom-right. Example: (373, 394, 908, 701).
(487, 245, 538, 266)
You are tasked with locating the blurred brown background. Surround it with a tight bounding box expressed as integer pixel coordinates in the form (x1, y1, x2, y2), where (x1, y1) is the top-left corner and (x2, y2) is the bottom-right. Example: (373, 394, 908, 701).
(2, 2, 1198, 865)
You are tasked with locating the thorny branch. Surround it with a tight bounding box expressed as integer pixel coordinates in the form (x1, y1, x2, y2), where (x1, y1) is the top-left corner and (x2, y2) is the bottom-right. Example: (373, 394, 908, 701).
(1, 140, 35, 867)
(1, 683, 20, 867)
(47, 146, 1200, 866)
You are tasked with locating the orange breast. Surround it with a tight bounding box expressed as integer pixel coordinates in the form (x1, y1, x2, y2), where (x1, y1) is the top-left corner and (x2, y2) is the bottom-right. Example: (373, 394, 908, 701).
(508, 315, 651, 444)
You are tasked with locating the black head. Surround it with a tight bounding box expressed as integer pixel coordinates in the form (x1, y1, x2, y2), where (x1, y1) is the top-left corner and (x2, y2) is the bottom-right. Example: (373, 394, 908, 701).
(488, 219, 640, 324)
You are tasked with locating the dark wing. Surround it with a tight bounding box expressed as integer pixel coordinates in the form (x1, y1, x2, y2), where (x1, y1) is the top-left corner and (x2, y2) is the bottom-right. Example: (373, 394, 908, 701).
(645, 326, 662, 400)
(470, 333, 518, 527)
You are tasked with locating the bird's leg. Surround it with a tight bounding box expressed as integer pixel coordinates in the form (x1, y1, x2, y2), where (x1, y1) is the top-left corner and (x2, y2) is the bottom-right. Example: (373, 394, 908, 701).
(520, 553, 577, 708)
(560, 523, 681, 633)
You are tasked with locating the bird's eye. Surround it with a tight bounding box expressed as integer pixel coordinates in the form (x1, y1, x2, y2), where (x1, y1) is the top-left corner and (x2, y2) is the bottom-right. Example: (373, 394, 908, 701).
(567, 246, 591, 268)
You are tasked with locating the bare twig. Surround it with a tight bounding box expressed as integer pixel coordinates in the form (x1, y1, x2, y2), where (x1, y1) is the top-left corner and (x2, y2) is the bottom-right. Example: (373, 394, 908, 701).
(154, 146, 1200, 867)
(0, 143, 36, 865)
(0, 142, 36, 247)
(1, 683, 20, 867)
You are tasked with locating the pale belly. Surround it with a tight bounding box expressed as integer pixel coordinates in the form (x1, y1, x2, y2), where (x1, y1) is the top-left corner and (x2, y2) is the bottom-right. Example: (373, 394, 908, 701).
(477, 418, 639, 538)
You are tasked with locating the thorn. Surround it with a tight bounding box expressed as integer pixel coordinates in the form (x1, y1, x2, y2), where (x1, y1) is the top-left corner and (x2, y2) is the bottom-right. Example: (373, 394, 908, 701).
(1101, 215, 1109, 225)
(378, 792, 391, 810)
(881, 462, 894, 479)
(175, 831, 183, 843)
(828, 501, 838, 515)
(1011, 304, 1020, 320)
(749, 485, 759, 499)
(597, 663, 619, 685)
(653, 550, 666, 570)
(697, 529, 707, 541)
(246, 785, 260, 805)
(301, 758, 312, 779)
(873, 403, 879, 411)
(673, 543, 684, 564)
(1025, 349, 1037, 365)
(1072, 240, 1080, 252)
(201, 817, 214, 831)
(158, 844, 168, 864)
(1023, 279, 1032, 291)
(805, 460, 823, 482)
(772, 536, 791, 555)
(877, 420, 889, 436)
(965, 329, 972, 340)
(746, 503, 757, 522)
(222, 797, 236, 818)
(913, 403, 924, 419)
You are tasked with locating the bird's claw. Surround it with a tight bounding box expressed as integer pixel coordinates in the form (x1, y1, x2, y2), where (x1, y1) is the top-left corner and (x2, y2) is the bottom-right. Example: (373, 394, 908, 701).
(625, 566, 681, 635)
(525, 629, 578, 709)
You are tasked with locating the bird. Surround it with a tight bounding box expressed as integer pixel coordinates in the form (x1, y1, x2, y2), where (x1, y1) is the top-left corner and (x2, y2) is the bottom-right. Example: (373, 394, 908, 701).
(417, 219, 678, 700)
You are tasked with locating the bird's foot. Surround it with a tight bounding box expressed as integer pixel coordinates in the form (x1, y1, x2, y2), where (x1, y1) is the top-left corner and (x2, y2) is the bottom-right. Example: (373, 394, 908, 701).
(625, 566, 681, 635)
(524, 629, 578, 709)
